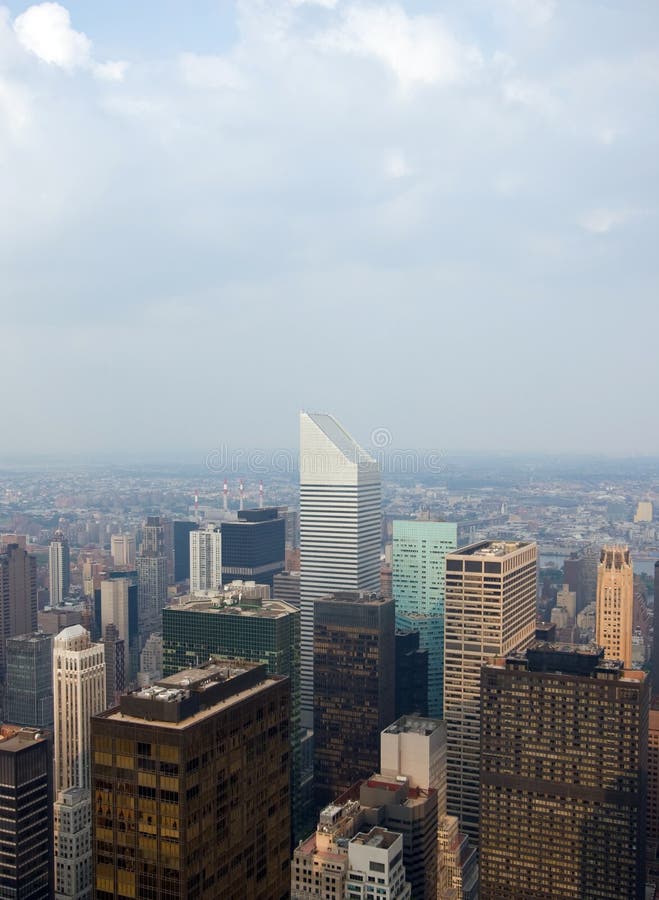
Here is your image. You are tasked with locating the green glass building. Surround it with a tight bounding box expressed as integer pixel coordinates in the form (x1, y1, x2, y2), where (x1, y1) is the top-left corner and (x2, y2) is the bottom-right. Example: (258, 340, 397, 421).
(162, 589, 308, 842)
(392, 520, 457, 717)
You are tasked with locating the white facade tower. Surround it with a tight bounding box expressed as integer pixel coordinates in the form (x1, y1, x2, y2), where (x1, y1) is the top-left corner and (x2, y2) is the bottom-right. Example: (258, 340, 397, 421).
(299, 412, 381, 728)
(49, 531, 70, 606)
(189, 524, 222, 593)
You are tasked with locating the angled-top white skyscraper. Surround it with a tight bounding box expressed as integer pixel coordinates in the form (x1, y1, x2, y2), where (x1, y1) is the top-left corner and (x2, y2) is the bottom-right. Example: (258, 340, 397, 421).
(299, 412, 381, 727)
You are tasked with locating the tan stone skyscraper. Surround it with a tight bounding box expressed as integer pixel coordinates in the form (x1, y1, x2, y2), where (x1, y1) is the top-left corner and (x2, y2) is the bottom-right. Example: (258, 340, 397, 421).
(596, 545, 633, 667)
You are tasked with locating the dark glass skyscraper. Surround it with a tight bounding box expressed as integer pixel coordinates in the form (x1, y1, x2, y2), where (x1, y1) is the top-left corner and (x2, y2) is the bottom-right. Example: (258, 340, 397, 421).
(0, 543, 37, 677)
(173, 520, 198, 582)
(4, 632, 53, 728)
(480, 642, 648, 899)
(313, 591, 395, 809)
(221, 507, 285, 589)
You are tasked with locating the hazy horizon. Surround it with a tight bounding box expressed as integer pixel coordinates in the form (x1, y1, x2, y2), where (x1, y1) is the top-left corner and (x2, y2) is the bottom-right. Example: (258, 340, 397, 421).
(1, 1, 658, 455)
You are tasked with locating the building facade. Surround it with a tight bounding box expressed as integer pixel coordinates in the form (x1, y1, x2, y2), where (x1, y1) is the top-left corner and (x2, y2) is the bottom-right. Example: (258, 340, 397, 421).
(313, 592, 395, 808)
(444, 540, 537, 841)
(54, 787, 93, 900)
(595, 545, 633, 667)
(4, 632, 53, 728)
(220, 507, 286, 588)
(49, 530, 71, 607)
(392, 520, 457, 717)
(0, 542, 37, 675)
(173, 521, 198, 582)
(91, 661, 291, 900)
(480, 642, 648, 899)
(189, 524, 222, 593)
(300, 412, 381, 728)
(110, 534, 136, 568)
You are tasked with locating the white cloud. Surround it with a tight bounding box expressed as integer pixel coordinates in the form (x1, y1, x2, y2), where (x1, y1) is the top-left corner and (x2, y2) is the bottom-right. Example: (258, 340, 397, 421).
(318, 4, 483, 89)
(579, 208, 638, 235)
(0, 78, 31, 136)
(384, 148, 411, 179)
(179, 53, 245, 90)
(498, 0, 556, 28)
(13, 3, 127, 80)
(502, 77, 558, 116)
(290, 0, 338, 8)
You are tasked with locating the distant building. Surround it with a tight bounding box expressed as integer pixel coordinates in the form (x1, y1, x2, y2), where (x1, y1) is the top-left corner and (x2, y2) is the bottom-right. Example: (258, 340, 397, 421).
(4, 632, 53, 728)
(556, 582, 577, 621)
(173, 520, 198, 582)
(137, 632, 162, 687)
(480, 642, 648, 899)
(273, 570, 301, 607)
(49, 530, 71, 608)
(653, 561, 659, 698)
(221, 507, 286, 589)
(54, 786, 92, 900)
(110, 534, 136, 567)
(394, 629, 428, 718)
(300, 412, 381, 729)
(346, 829, 411, 899)
(99, 571, 138, 681)
(92, 661, 291, 899)
(190, 523, 222, 593)
(0, 726, 53, 899)
(635, 500, 653, 523)
(444, 540, 537, 841)
(136, 518, 168, 644)
(596, 545, 633, 667)
(313, 591, 395, 808)
(0, 543, 37, 675)
(39, 604, 83, 635)
(102, 623, 125, 706)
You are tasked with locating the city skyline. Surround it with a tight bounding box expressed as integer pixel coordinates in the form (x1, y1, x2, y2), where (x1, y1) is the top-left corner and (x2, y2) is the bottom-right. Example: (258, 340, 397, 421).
(1, 1, 658, 454)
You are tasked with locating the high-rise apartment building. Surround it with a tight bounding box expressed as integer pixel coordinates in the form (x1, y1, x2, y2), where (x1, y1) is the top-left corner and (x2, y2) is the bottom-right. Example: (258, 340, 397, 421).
(102, 624, 125, 706)
(99, 571, 138, 681)
(54, 787, 93, 900)
(346, 829, 412, 899)
(110, 533, 136, 567)
(92, 661, 291, 900)
(162, 588, 307, 840)
(653, 562, 659, 697)
(480, 642, 648, 899)
(0, 542, 37, 675)
(137, 631, 162, 686)
(220, 507, 286, 588)
(392, 519, 457, 716)
(0, 726, 53, 899)
(189, 523, 222, 593)
(596, 545, 633, 667)
(649, 700, 659, 870)
(313, 591, 394, 808)
(49, 530, 71, 606)
(4, 632, 53, 728)
(444, 540, 537, 841)
(300, 412, 381, 728)
(173, 520, 198, 582)
(136, 518, 169, 645)
(53, 625, 106, 792)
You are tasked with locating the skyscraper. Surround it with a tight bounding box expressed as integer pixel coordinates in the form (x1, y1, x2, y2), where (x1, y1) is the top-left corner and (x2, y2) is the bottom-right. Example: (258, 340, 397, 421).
(0, 726, 53, 899)
(0, 542, 37, 675)
(136, 516, 168, 645)
(110, 533, 136, 567)
(53, 625, 106, 792)
(220, 507, 286, 588)
(479, 642, 648, 899)
(102, 623, 125, 707)
(596, 545, 633, 667)
(92, 661, 291, 900)
(189, 523, 222, 593)
(173, 520, 198, 582)
(4, 632, 53, 728)
(313, 591, 394, 807)
(394, 629, 428, 718)
(49, 530, 71, 606)
(653, 561, 659, 697)
(444, 540, 537, 841)
(299, 412, 381, 727)
(392, 519, 457, 716)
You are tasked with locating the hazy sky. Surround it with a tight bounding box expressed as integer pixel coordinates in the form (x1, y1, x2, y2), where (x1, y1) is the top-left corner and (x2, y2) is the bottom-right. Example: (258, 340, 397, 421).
(1, 0, 658, 458)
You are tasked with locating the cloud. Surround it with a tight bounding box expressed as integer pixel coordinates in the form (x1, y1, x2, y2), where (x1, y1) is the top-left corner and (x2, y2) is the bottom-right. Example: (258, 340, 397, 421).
(383, 148, 411, 179)
(318, 3, 483, 89)
(179, 53, 245, 90)
(498, 0, 556, 28)
(13, 3, 127, 80)
(579, 208, 639, 235)
(0, 77, 31, 136)
(502, 77, 558, 116)
(290, 0, 338, 7)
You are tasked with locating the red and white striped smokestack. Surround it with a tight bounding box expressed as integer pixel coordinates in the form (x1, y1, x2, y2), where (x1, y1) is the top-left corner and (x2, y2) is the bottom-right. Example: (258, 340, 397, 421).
(223, 479, 228, 512)
(239, 478, 244, 511)
(259, 481, 264, 509)
(194, 489, 199, 520)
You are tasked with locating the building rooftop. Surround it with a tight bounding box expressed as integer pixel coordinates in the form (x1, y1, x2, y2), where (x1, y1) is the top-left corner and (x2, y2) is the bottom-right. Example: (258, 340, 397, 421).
(0, 726, 49, 751)
(383, 716, 443, 737)
(166, 595, 296, 620)
(350, 828, 398, 850)
(316, 591, 388, 605)
(450, 540, 533, 558)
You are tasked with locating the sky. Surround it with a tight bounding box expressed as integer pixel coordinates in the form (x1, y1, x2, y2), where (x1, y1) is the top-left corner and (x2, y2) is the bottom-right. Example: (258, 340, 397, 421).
(0, 0, 658, 458)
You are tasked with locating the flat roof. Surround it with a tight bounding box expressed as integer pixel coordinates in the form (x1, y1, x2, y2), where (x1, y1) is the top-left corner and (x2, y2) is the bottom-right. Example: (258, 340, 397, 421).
(449, 540, 534, 558)
(383, 716, 443, 737)
(166, 597, 296, 619)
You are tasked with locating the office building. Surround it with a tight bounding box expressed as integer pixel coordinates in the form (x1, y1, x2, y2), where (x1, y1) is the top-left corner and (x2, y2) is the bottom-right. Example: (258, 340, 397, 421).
(556, 583, 577, 621)
(190, 523, 222, 593)
(221, 507, 285, 588)
(444, 540, 537, 841)
(54, 787, 93, 900)
(92, 661, 291, 900)
(162, 588, 306, 840)
(392, 520, 457, 716)
(4, 632, 53, 728)
(596, 545, 633, 667)
(39, 604, 83, 635)
(173, 520, 198, 582)
(649, 700, 659, 871)
(0, 725, 53, 899)
(136, 518, 168, 645)
(273, 570, 300, 607)
(300, 412, 381, 728)
(0, 542, 37, 675)
(98, 571, 138, 680)
(653, 562, 659, 697)
(635, 500, 653, 523)
(53, 625, 106, 792)
(49, 530, 71, 607)
(313, 591, 394, 808)
(102, 624, 125, 706)
(110, 534, 136, 568)
(137, 631, 162, 686)
(346, 829, 411, 899)
(480, 642, 648, 899)
(394, 629, 428, 718)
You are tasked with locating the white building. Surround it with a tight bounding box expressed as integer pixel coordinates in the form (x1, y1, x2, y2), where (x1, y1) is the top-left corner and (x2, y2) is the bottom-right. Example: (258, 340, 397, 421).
(49, 531, 70, 606)
(53, 625, 106, 792)
(190, 524, 222, 594)
(137, 632, 163, 687)
(345, 828, 411, 900)
(100, 578, 130, 647)
(110, 534, 136, 567)
(54, 788, 92, 900)
(299, 412, 381, 727)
